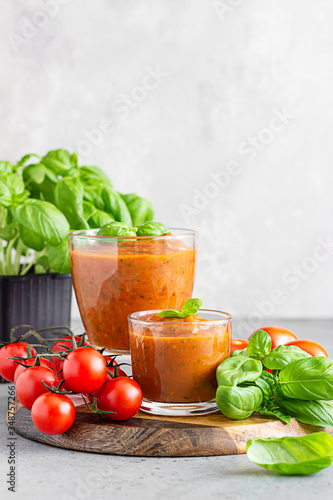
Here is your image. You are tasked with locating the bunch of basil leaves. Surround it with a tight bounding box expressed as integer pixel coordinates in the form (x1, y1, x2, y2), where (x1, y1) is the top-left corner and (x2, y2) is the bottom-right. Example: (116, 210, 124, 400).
(216, 329, 333, 428)
(0, 149, 154, 275)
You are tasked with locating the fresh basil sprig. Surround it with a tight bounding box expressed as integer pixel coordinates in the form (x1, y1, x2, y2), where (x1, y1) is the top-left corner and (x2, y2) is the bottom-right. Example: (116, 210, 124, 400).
(96, 221, 170, 238)
(158, 298, 203, 319)
(216, 328, 333, 430)
(246, 433, 333, 475)
(96, 222, 137, 237)
(247, 330, 272, 360)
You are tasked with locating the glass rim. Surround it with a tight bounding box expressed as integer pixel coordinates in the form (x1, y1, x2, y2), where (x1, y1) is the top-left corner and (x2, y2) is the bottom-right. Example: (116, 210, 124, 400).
(68, 227, 198, 240)
(128, 308, 232, 326)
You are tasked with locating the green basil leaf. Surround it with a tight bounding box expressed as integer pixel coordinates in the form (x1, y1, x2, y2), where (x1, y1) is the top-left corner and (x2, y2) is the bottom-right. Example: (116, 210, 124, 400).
(279, 357, 333, 401)
(82, 201, 97, 220)
(0, 179, 12, 207)
(71, 152, 79, 169)
(246, 433, 333, 475)
(231, 349, 249, 357)
(247, 330, 272, 360)
(278, 399, 333, 428)
(54, 175, 89, 230)
(23, 164, 47, 185)
(136, 221, 169, 237)
(33, 175, 57, 204)
(88, 210, 114, 229)
(216, 356, 262, 387)
(96, 221, 136, 237)
(120, 193, 154, 226)
(83, 185, 105, 211)
(16, 153, 40, 168)
(258, 370, 279, 395)
(258, 400, 291, 424)
(101, 187, 132, 225)
(12, 199, 70, 246)
(157, 298, 203, 319)
(47, 240, 71, 273)
(180, 298, 203, 317)
(157, 309, 182, 318)
(19, 224, 45, 251)
(36, 255, 49, 272)
(255, 377, 273, 403)
(216, 385, 263, 420)
(44, 166, 58, 184)
(0, 223, 19, 242)
(42, 149, 72, 175)
(80, 165, 113, 187)
(264, 345, 311, 371)
(0, 173, 26, 207)
(0, 161, 14, 173)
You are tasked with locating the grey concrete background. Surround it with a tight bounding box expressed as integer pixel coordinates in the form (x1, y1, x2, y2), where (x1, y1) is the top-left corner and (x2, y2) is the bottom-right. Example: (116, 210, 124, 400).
(1, 1, 333, 334)
(0, 318, 332, 500)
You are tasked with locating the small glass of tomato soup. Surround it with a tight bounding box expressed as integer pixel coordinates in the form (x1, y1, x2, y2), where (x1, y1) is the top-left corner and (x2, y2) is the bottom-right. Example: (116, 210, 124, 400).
(128, 309, 232, 416)
(69, 229, 197, 354)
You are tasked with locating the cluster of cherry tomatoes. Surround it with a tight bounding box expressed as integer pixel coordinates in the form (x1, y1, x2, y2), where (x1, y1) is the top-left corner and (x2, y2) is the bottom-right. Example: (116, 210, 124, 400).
(231, 326, 328, 356)
(0, 335, 143, 435)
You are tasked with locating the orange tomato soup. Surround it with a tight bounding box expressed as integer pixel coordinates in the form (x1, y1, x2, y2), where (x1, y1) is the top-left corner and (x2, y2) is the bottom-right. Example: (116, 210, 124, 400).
(129, 313, 231, 403)
(70, 238, 196, 352)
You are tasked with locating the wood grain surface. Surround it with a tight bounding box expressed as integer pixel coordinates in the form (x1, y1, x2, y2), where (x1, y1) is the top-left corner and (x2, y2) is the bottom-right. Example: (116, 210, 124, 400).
(8, 401, 332, 457)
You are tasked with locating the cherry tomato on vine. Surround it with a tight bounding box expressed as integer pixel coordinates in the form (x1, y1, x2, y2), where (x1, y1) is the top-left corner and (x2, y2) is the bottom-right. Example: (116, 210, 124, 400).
(15, 366, 58, 409)
(230, 339, 248, 354)
(89, 363, 127, 398)
(53, 370, 73, 392)
(63, 346, 107, 393)
(104, 357, 127, 378)
(249, 326, 297, 350)
(14, 357, 55, 383)
(31, 393, 76, 435)
(97, 377, 143, 421)
(284, 339, 328, 357)
(51, 336, 88, 372)
(0, 342, 37, 382)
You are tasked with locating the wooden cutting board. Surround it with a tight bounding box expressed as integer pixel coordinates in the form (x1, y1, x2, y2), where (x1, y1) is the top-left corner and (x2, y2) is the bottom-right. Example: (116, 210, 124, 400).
(9, 401, 332, 457)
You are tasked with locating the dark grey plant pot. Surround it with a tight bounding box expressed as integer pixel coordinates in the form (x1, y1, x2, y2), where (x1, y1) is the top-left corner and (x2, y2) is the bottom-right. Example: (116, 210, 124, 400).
(0, 272, 72, 344)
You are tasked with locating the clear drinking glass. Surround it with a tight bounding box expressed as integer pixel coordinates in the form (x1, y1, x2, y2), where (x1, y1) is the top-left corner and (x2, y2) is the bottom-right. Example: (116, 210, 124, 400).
(128, 309, 232, 416)
(68, 229, 197, 354)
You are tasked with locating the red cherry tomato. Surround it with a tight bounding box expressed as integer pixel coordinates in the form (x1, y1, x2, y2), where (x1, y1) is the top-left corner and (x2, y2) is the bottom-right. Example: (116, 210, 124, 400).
(90, 363, 127, 398)
(51, 336, 88, 372)
(31, 393, 76, 435)
(63, 346, 107, 393)
(53, 372, 73, 392)
(284, 339, 328, 357)
(230, 339, 248, 354)
(97, 377, 143, 421)
(0, 342, 37, 382)
(14, 357, 55, 383)
(15, 366, 58, 409)
(249, 326, 298, 350)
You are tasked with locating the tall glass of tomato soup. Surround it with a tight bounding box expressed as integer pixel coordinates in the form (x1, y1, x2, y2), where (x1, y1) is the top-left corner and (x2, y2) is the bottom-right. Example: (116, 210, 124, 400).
(69, 229, 197, 354)
(128, 309, 232, 416)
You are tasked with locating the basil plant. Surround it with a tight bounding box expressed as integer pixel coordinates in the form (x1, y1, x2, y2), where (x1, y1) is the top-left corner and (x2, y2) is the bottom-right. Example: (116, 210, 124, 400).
(0, 150, 154, 275)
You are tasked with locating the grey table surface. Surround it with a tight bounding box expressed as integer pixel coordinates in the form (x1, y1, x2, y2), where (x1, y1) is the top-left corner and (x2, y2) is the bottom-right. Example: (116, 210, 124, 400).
(1, 318, 333, 500)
